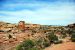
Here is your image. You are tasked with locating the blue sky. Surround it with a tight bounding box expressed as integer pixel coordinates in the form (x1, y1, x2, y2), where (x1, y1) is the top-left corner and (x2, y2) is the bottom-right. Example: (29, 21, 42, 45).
(0, 0, 75, 25)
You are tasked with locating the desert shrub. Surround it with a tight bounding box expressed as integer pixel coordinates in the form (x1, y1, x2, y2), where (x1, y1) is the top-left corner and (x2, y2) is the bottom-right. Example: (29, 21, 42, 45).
(28, 47, 39, 50)
(35, 38, 44, 49)
(16, 39, 35, 50)
(71, 33, 75, 42)
(8, 34, 12, 39)
(43, 40, 50, 47)
(62, 34, 67, 38)
(35, 37, 50, 49)
(68, 29, 75, 36)
(48, 33, 58, 43)
(32, 30, 36, 33)
(16, 44, 22, 50)
(61, 31, 67, 38)
(47, 32, 63, 44)
(16, 38, 50, 50)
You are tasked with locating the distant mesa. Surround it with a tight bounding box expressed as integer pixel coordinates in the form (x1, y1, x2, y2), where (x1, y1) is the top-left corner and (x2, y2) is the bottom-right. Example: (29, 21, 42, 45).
(67, 23, 75, 28)
(0, 21, 75, 33)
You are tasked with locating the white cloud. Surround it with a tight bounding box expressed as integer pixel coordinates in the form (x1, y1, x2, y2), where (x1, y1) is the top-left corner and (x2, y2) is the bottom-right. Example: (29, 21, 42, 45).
(0, 1, 75, 25)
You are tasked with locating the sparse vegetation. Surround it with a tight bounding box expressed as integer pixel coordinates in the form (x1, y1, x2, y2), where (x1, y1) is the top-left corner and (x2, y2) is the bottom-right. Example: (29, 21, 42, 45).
(35, 38, 50, 49)
(47, 32, 63, 44)
(71, 33, 75, 42)
(0, 21, 75, 50)
(8, 34, 12, 39)
(16, 39, 35, 50)
(48, 33, 58, 42)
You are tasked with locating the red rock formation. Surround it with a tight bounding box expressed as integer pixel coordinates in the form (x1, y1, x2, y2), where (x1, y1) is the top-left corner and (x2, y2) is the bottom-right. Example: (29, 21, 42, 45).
(18, 21, 25, 31)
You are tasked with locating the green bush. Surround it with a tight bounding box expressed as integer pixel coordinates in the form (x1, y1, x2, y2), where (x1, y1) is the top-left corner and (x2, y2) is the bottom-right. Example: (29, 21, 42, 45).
(48, 33, 58, 43)
(16, 39, 35, 50)
(28, 47, 39, 50)
(43, 41, 50, 47)
(71, 38, 75, 42)
(35, 38, 44, 48)
(71, 33, 75, 42)
(47, 33, 63, 44)
(35, 38, 50, 49)
(62, 35, 67, 38)
(16, 38, 50, 50)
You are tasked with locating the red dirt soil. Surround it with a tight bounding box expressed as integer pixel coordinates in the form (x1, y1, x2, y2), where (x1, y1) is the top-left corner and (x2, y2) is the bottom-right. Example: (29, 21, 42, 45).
(44, 42, 75, 50)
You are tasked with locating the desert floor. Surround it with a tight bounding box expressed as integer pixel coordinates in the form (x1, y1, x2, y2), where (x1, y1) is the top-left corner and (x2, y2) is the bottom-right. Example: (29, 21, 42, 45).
(44, 42, 75, 50)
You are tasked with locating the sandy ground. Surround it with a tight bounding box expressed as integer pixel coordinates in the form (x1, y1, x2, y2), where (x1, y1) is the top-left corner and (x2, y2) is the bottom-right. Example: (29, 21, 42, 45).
(44, 42, 75, 50)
